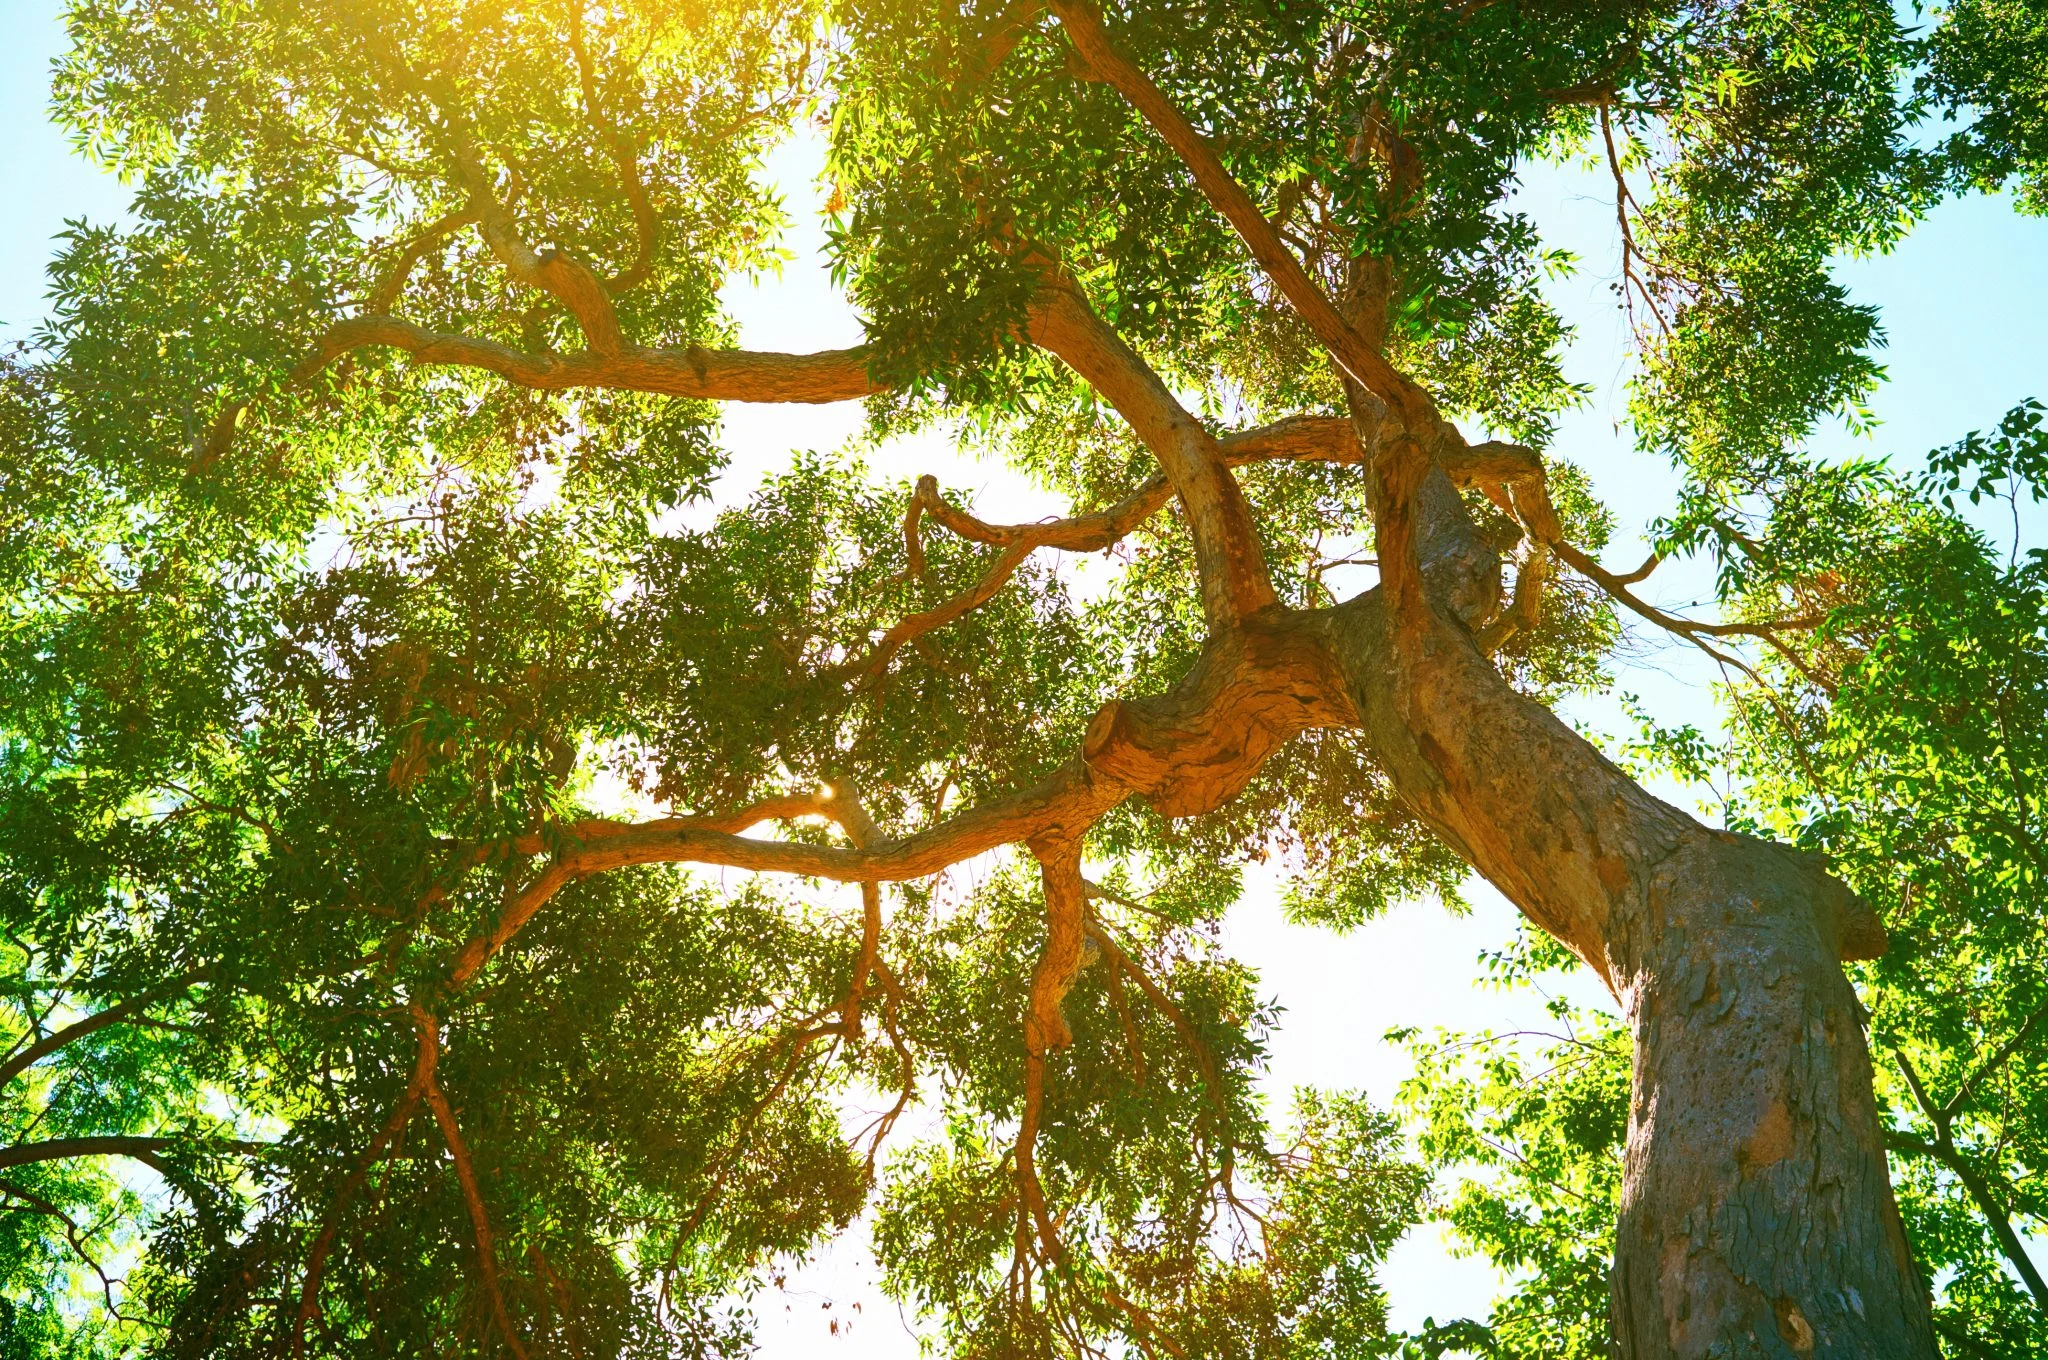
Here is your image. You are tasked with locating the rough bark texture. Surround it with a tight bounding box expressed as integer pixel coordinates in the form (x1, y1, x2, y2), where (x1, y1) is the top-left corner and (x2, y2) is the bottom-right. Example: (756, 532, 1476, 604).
(1321, 460, 1934, 1358)
(1608, 835, 1927, 1358)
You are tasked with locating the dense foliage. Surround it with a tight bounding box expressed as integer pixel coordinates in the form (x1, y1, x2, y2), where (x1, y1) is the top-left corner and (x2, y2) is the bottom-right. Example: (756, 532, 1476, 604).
(0, 0, 2042, 1355)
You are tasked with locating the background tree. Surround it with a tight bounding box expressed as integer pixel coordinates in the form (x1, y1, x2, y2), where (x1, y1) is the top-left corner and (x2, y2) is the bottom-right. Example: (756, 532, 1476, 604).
(0, 0, 2044, 1356)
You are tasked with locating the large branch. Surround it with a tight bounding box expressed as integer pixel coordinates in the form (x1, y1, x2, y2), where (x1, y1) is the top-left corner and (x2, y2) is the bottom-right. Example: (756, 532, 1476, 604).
(1026, 286, 1276, 625)
(415, 1005, 529, 1359)
(445, 612, 1352, 996)
(1016, 837, 1087, 1264)
(295, 315, 878, 403)
(1046, 0, 1436, 435)
(292, 1022, 438, 1357)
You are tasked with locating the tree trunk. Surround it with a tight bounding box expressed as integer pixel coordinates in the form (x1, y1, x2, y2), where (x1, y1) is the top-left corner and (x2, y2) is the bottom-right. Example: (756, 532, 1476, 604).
(1607, 832, 1930, 1358)
(1319, 462, 1937, 1358)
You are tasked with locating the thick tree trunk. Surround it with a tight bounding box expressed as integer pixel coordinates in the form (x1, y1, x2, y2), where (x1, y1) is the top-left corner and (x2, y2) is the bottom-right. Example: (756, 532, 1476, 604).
(1317, 463, 1936, 1358)
(1607, 834, 1929, 1357)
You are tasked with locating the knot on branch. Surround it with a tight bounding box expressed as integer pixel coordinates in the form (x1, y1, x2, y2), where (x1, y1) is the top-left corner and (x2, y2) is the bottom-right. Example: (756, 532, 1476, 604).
(1080, 619, 1355, 817)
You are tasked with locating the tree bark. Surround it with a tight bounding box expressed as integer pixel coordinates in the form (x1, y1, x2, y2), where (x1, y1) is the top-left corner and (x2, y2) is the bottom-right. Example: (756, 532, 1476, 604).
(1320, 461, 1936, 1358)
(1604, 834, 1929, 1358)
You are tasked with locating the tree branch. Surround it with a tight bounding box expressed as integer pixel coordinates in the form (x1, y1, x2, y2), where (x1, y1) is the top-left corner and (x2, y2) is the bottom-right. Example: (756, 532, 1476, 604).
(1946, 995, 2048, 1120)
(292, 1022, 438, 1358)
(1046, 0, 1435, 434)
(366, 207, 479, 315)
(0, 969, 208, 1090)
(423, 611, 1348, 1048)
(1887, 1129, 2048, 1311)
(1893, 1049, 2048, 1310)
(0, 1178, 130, 1320)
(415, 1005, 530, 1360)
(295, 314, 878, 403)
(0, 1136, 177, 1175)
(1027, 285, 1277, 626)
(834, 536, 1039, 682)
(566, 1, 659, 293)
(447, 136, 627, 356)
(1016, 837, 1088, 1263)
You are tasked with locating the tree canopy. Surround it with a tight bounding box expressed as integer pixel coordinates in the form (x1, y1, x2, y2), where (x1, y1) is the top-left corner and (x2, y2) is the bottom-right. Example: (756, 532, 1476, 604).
(0, 0, 2045, 1356)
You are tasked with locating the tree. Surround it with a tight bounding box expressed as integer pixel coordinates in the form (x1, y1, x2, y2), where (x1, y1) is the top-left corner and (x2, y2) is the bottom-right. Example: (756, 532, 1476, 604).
(2, 0, 2044, 1354)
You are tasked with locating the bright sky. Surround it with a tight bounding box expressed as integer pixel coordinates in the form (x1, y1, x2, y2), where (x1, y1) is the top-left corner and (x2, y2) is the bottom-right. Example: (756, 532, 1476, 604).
(6, 1, 2048, 1352)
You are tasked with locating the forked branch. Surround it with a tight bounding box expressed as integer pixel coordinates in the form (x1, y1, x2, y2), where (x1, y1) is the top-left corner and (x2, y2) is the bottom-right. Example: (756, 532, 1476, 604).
(292, 1022, 438, 1357)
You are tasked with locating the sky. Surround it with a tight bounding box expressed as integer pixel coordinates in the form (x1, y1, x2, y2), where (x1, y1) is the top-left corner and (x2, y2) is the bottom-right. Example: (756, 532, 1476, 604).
(5, 1, 2048, 1353)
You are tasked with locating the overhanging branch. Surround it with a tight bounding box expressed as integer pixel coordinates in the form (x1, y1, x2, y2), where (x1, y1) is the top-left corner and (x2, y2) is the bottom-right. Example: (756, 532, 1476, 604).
(295, 315, 879, 403)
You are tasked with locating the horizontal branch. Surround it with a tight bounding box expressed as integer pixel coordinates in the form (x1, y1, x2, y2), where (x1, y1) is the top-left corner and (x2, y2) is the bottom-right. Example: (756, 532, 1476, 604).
(0, 1136, 175, 1175)
(295, 315, 880, 404)
(563, 757, 1125, 885)
(442, 613, 1355, 999)
(916, 417, 1539, 555)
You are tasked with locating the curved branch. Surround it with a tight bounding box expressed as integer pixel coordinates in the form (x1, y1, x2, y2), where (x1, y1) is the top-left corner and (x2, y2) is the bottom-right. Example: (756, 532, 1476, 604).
(1448, 441, 1826, 678)
(560, 613, 1349, 889)
(1027, 286, 1276, 625)
(834, 537, 1038, 682)
(916, 470, 1173, 554)
(1083, 918, 1222, 1107)
(366, 207, 479, 315)
(0, 1178, 130, 1320)
(1546, 536, 1828, 681)
(852, 413, 1541, 680)
(434, 613, 1351, 1016)
(1017, 838, 1088, 1262)
(449, 138, 627, 356)
(1475, 541, 1552, 655)
(913, 418, 1538, 560)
